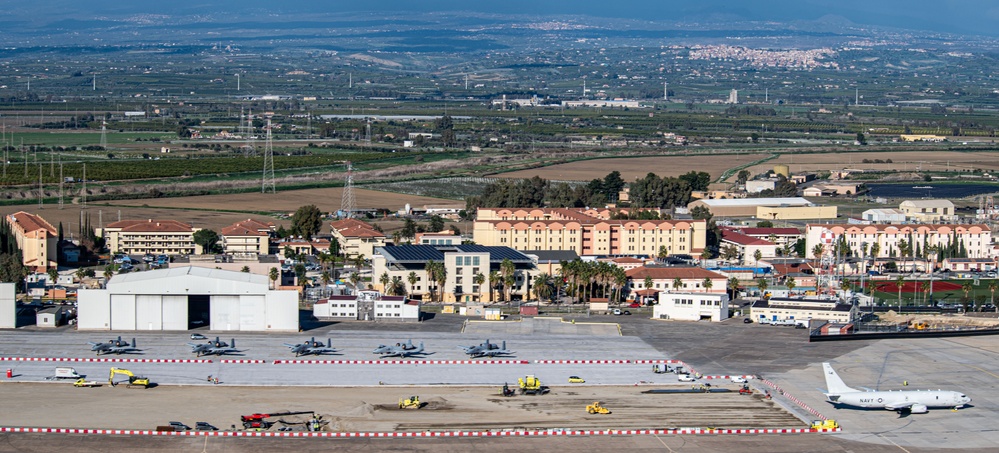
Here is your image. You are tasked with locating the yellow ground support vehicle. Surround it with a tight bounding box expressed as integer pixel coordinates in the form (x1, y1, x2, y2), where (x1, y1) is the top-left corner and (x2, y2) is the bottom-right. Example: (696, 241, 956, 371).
(517, 375, 550, 395)
(568, 375, 585, 383)
(399, 396, 421, 409)
(811, 419, 839, 430)
(911, 322, 930, 330)
(586, 402, 611, 414)
(109, 367, 150, 388)
(73, 378, 100, 387)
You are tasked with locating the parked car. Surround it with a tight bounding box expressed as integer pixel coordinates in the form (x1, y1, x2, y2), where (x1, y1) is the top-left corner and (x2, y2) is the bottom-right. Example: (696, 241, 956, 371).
(568, 376, 585, 383)
(743, 318, 753, 324)
(142, 254, 155, 263)
(628, 302, 641, 308)
(612, 309, 622, 315)
(195, 422, 218, 431)
(168, 421, 191, 431)
(730, 376, 749, 384)
(678, 374, 696, 382)
(190, 333, 207, 340)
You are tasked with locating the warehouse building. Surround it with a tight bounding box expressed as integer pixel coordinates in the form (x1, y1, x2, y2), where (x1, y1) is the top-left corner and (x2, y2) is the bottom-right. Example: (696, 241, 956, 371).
(654, 292, 730, 322)
(0, 283, 14, 329)
(313, 290, 421, 322)
(750, 297, 856, 324)
(688, 197, 837, 220)
(77, 266, 298, 332)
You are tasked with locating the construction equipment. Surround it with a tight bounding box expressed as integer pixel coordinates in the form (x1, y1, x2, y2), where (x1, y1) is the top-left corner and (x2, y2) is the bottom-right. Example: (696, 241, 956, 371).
(517, 375, 550, 395)
(501, 383, 516, 397)
(73, 378, 100, 387)
(691, 383, 712, 393)
(911, 322, 930, 330)
(586, 401, 611, 414)
(398, 396, 422, 409)
(811, 419, 839, 430)
(240, 411, 315, 430)
(109, 367, 150, 388)
(739, 384, 752, 395)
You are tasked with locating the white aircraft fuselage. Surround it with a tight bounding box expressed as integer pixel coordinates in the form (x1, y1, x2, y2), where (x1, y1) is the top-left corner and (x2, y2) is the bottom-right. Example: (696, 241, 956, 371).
(822, 362, 970, 414)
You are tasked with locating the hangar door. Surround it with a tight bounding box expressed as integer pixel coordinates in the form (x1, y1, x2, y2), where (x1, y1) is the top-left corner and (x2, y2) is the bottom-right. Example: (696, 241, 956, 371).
(110, 294, 137, 330)
(211, 295, 241, 331)
(162, 295, 188, 331)
(135, 295, 163, 330)
(239, 295, 266, 331)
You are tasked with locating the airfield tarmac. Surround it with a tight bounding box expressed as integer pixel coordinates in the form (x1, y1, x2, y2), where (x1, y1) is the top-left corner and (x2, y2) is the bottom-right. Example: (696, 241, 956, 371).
(1, 315, 997, 451)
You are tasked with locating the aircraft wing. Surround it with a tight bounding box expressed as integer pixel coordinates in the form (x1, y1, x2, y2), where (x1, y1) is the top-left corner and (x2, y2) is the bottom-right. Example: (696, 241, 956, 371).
(885, 401, 919, 411)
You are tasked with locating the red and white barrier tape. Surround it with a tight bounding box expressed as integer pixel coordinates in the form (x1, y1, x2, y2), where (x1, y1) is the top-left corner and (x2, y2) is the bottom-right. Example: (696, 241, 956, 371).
(0, 357, 211, 364)
(0, 426, 841, 437)
(759, 378, 827, 420)
(219, 359, 266, 364)
(533, 360, 631, 364)
(272, 359, 529, 365)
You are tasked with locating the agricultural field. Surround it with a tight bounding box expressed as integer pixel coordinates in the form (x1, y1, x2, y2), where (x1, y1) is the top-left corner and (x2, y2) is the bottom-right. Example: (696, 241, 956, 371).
(490, 153, 769, 182)
(741, 150, 999, 178)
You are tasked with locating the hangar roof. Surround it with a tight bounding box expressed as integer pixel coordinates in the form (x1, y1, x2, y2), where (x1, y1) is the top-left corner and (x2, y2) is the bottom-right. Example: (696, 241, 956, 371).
(105, 266, 271, 295)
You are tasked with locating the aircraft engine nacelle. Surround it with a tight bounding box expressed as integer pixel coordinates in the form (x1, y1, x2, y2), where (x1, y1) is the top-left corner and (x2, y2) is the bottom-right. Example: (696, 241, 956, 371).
(910, 404, 928, 414)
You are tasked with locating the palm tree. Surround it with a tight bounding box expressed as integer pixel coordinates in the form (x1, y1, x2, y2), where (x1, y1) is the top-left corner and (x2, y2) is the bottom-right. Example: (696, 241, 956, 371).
(352, 254, 366, 271)
(435, 266, 448, 303)
(612, 267, 628, 304)
(990, 281, 998, 306)
(473, 272, 486, 302)
(408, 271, 419, 299)
(269, 267, 279, 289)
(389, 276, 406, 296)
(895, 275, 906, 309)
(757, 278, 769, 297)
(672, 277, 683, 292)
(870, 242, 881, 259)
(753, 249, 763, 270)
(702, 277, 714, 293)
(644, 275, 654, 293)
(500, 258, 515, 302)
(786, 276, 796, 293)
(812, 244, 824, 259)
(349, 271, 361, 291)
(379, 272, 390, 292)
(533, 273, 553, 302)
(488, 270, 501, 303)
(898, 239, 911, 275)
(424, 260, 440, 302)
(962, 281, 974, 309)
(74, 267, 87, 282)
(919, 280, 931, 306)
(727, 277, 740, 299)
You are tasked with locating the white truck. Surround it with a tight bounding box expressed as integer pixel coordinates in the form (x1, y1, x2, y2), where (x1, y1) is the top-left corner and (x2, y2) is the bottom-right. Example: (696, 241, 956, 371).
(54, 367, 82, 379)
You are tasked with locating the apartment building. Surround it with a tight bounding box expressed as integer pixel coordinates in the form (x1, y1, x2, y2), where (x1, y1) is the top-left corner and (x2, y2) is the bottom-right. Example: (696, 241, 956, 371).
(220, 219, 273, 255)
(804, 223, 992, 259)
(473, 208, 706, 257)
(5, 211, 57, 272)
(100, 219, 199, 256)
(330, 218, 387, 259)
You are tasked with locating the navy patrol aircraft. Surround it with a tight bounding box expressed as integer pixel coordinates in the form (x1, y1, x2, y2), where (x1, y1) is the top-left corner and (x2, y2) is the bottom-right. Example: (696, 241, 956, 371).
(88, 336, 142, 355)
(375, 341, 426, 358)
(822, 362, 971, 415)
(284, 337, 338, 357)
(189, 338, 241, 357)
(459, 340, 513, 358)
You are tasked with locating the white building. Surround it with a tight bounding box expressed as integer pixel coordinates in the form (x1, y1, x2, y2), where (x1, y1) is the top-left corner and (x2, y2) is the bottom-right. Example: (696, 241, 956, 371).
(861, 208, 907, 224)
(745, 180, 776, 194)
(750, 297, 856, 324)
(654, 292, 730, 322)
(313, 290, 421, 322)
(78, 266, 299, 332)
(805, 223, 992, 259)
(0, 283, 15, 329)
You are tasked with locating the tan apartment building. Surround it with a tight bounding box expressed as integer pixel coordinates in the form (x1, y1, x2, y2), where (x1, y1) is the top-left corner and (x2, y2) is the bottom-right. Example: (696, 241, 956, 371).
(220, 219, 273, 256)
(330, 218, 387, 259)
(6, 211, 57, 272)
(473, 208, 706, 257)
(805, 223, 992, 259)
(100, 219, 199, 256)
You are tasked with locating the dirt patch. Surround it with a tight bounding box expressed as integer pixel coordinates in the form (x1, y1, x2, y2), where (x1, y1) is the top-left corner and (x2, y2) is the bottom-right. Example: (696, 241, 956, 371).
(743, 151, 999, 177)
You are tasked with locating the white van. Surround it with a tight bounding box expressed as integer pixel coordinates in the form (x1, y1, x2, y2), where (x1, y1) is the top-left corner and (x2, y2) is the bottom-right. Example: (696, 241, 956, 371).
(54, 367, 81, 379)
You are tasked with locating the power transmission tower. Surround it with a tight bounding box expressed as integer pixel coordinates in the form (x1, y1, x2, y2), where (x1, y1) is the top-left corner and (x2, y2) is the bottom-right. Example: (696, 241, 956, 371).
(81, 162, 87, 208)
(261, 119, 275, 193)
(242, 107, 255, 157)
(58, 161, 64, 209)
(340, 161, 355, 219)
(100, 121, 107, 150)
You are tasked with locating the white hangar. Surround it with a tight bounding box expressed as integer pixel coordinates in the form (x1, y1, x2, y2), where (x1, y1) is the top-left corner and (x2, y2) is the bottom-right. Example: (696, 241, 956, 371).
(78, 266, 298, 332)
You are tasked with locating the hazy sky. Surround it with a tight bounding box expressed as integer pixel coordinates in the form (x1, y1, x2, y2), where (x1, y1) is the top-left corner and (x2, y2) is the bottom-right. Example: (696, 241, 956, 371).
(25, 0, 999, 37)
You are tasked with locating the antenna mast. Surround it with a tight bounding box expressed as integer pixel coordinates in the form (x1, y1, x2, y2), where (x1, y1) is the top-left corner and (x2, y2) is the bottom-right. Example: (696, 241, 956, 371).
(261, 119, 275, 193)
(340, 161, 355, 219)
(100, 120, 107, 150)
(58, 160, 64, 209)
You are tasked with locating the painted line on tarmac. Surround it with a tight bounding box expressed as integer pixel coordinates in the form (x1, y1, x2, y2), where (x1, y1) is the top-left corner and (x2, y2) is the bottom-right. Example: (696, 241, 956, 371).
(0, 357, 212, 364)
(272, 359, 530, 365)
(533, 360, 632, 364)
(0, 426, 842, 438)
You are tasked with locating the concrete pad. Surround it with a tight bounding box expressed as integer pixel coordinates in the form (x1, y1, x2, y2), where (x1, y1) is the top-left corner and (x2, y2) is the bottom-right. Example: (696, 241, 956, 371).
(463, 317, 621, 336)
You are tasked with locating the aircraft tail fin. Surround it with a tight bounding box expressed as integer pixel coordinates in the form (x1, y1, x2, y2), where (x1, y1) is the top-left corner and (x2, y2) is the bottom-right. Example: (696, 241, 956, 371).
(132, 338, 136, 347)
(501, 341, 506, 351)
(822, 362, 859, 394)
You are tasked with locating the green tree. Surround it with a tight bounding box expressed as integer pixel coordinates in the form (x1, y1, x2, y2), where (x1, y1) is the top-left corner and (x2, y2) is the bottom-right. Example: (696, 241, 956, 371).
(757, 278, 769, 296)
(812, 244, 824, 259)
(291, 204, 323, 240)
(408, 271, 420, 297)
(193, 229, 221, 254)
(736, 170, 751, 185)
(990, 281, 998, 306)
(703, 277, 714, 293)
(533, 273, 554, 302)
(473, 272, 486, 302)
(428, 215, 445, 233)
(919, 280, 931, 305)
(672, 277, 683, 291)
(753, 249, 763, 269)
(500, 258, 516, 302)
(294, 263, 307, 287)
(47, 268, 59, 285)
(488, 270, 501, 302)
(241, 266, 250, 273)
(269, 267, 279, 289)
(786, 276, 796, 293)
(895, 275, 906, 309)
(728, 277, 740, 299)
(644, 275, 655, 293)
(379, 272, 390, 292)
